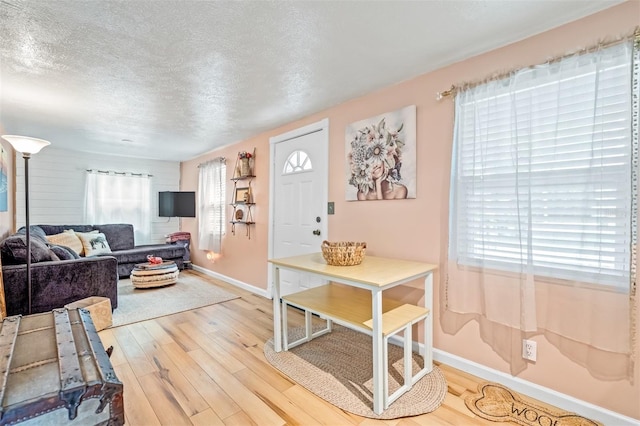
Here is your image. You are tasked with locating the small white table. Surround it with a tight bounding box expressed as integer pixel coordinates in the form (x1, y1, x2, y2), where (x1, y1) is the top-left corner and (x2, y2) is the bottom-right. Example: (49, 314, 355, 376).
(269, 253, 437, 415)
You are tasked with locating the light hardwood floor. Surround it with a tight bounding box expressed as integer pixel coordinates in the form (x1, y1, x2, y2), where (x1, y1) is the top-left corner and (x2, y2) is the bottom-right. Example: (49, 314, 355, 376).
(97, 270, 555, 425)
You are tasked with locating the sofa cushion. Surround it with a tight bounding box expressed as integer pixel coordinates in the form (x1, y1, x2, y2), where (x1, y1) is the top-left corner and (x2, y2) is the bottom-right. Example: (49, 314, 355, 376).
(76, 232, 112, 257)
(93, 224, 135, 251)
(38, 225, 95, 235)
(45, 231, 84, 256)
(0, 235, 60, 265)
(107, 244, 185, 265)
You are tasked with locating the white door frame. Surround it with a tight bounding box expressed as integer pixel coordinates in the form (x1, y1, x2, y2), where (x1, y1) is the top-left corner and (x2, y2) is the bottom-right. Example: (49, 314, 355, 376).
(268, 118, 330, 298)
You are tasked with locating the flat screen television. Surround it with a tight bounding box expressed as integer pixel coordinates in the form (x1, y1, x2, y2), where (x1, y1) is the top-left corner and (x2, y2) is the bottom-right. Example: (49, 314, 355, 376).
(159, 191, 196, 217)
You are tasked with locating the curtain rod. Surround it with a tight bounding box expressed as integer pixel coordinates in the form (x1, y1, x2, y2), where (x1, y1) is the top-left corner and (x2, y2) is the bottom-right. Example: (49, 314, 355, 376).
(436, 26, 640, 101)
(86, 169, 153, 177)
(198, 156, 226, 168)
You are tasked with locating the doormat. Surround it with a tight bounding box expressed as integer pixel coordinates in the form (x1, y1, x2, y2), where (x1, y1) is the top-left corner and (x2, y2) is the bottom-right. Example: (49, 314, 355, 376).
(465, 383, 602, 426)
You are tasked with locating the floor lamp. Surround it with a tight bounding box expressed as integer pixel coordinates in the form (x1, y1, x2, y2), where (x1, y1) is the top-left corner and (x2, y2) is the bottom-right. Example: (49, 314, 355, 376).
(1, 135, 50, 315)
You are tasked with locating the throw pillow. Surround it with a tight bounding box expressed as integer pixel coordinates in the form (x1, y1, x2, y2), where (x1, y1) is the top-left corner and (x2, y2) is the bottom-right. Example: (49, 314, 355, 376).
(16, 225, 47, 241)
(76, 232, 112, 257)
(49, 244, 80, 260)
(0, 235, 60, 265)
(46, 231, 84, 256)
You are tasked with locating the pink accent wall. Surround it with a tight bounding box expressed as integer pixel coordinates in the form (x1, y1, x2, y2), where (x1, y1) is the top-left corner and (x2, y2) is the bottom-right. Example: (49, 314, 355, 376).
(181, 2, 640, 419)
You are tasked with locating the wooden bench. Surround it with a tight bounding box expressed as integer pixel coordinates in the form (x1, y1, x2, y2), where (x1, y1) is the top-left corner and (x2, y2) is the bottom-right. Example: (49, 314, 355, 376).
(281, 283, 430, 409)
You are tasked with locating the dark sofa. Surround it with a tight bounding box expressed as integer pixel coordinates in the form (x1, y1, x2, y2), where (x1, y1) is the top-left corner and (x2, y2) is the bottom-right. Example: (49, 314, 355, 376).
(0, 223, 186, 316)
(34, 224, 186, 278)
(2, 256, 119, 316)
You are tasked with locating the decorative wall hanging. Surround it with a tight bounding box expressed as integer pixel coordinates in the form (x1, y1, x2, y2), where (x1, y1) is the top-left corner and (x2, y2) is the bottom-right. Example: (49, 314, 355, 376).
(345, 105, 416, 201)
(230, 150, 256, 239)
(0, 146, 8, 212)
(233, 149, 255, 178)
(234, 187, 250, 204)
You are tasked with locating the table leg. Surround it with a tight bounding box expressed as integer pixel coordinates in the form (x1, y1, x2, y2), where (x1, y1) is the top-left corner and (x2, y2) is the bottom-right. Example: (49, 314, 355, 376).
(424, 272, 433, 372)
(372, 289, 384, 415)
(273, 265, 283, 352)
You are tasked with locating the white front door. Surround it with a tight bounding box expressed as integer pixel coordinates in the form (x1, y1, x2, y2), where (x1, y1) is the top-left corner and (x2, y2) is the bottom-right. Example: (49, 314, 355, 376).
(269, 119, 329, 296)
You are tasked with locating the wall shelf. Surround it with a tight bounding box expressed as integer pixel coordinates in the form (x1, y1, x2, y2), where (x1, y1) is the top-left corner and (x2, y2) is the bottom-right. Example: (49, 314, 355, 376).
(231, 175, 255, 182)
(230, 149, 256, 239)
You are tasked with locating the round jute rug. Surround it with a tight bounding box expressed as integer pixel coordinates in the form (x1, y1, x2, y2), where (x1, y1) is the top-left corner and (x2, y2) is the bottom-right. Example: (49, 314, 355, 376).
(264, 325, 447, 419)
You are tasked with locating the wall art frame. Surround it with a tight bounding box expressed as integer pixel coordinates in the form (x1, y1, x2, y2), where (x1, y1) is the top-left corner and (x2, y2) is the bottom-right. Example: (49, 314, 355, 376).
(345, 105, 416, 201)
(234, 186, 250, 204)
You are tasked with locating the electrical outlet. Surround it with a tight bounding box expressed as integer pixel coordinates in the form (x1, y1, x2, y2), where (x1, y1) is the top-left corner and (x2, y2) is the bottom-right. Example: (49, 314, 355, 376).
(522, 339, 537, 362)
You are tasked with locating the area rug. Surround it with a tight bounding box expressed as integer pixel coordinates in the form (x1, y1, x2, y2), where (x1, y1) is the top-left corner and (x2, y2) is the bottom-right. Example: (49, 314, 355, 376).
(264, 324, 447, 419)
(465, 382, 602, 426)
(111, 272, 239, 327)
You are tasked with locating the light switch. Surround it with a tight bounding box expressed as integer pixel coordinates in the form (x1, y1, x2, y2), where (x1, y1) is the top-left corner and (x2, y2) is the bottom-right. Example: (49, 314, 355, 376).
(328, 202, 335, 215)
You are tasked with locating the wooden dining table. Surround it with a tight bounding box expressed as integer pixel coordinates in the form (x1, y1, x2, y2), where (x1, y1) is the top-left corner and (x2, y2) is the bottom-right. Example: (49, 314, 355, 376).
(269, 252, 438, 414)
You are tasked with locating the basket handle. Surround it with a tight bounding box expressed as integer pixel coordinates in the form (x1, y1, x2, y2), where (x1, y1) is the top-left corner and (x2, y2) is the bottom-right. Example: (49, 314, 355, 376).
(321, 240, 330, 248)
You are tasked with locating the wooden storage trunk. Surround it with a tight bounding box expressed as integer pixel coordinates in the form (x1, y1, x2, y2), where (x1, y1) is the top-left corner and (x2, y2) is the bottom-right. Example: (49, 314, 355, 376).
(0, 308, 124, 425)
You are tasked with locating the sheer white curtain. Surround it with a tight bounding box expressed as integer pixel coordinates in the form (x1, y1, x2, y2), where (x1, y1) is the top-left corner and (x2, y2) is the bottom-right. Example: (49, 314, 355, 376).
(445, 40, 637, 377)
(198, 158, 226, 254)
(85, 171, 152, 243)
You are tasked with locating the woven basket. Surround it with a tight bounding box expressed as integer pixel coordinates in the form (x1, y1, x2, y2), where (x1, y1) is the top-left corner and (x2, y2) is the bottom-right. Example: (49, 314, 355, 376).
(321, 241, 367, 266)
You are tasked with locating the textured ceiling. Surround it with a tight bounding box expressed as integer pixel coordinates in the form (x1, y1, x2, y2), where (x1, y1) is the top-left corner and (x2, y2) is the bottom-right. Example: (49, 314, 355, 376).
(0, 0, 625, 161)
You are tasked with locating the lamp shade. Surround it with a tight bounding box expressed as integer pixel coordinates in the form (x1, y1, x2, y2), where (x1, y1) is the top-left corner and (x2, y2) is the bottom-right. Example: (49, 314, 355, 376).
(1, 135, 50, 154)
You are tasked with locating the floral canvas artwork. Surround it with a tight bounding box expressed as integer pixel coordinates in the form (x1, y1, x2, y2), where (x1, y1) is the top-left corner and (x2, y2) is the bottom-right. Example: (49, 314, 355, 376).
(345, 105, 416, 201)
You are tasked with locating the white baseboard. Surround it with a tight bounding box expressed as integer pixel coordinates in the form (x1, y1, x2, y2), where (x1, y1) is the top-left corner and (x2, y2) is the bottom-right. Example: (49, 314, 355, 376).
(191, 265, 270, 298)
(432, 348, 639, 426)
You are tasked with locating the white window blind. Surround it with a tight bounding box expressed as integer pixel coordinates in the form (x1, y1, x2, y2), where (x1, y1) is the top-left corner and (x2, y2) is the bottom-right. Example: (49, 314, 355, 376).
(449, 41, 634, 289)
(198, 159, 226, 253)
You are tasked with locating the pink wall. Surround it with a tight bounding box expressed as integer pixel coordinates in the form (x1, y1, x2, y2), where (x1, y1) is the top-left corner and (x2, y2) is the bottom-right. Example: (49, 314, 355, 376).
(181, 141, 271, 289)
(181, 2, 640, 419)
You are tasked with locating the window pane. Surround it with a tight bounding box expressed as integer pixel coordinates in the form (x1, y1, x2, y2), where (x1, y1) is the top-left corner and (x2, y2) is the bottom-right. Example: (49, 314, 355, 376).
(449, 42, 634, 289)
(283, 150, 313, 174)
(85, 172, 152, 243)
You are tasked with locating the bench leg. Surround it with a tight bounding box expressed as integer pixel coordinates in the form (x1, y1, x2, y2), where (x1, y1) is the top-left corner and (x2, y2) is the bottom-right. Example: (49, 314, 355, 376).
(411, 313, 432, 386)
(311, 316, 332, 340)
(384, 309, 431, 409)
(384, 325, 413, 409)
(282, 300, 289, 350)
(305, 310, 312, 342)
(281, 304, 333, 350)
(282, 302, 312, 350)
(403, 325, 413, 391)
(383, 334, 389, 409)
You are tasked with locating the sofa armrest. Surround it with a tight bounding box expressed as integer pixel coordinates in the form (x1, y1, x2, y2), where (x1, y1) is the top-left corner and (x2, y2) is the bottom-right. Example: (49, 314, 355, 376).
(2, 256, 119, 316)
